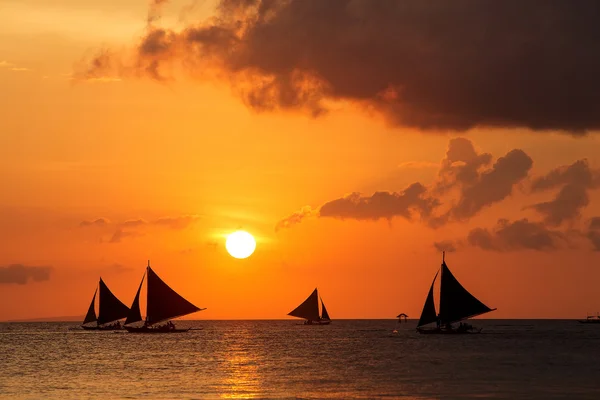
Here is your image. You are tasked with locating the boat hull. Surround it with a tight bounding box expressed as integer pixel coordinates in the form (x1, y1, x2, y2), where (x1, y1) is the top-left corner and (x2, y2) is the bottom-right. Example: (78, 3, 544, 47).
(302, 320, 331, 325)
(81, 325, 124, 331)
(124, 326, 191, 333)
(578, 319, 600, 324)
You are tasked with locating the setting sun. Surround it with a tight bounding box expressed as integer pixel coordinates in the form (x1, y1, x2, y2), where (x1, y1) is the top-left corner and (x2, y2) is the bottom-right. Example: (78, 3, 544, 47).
(225, 231, 256, 259)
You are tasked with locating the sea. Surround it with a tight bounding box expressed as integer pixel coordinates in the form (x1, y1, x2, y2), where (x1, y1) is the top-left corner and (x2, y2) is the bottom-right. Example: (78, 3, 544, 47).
(1, 319, 599, 399)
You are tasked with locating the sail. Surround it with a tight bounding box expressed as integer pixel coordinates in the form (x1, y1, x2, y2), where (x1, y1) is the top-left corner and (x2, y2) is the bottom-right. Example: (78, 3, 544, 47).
(124, 273, 145, 326)
(288, 288, 320, 321)
(97, 278, 130, 325)
(82, 288, 98, 325)
(439, 261, 494, 324)
(320, 298, 331, 321)
(146, 267, 202, 325)
(417, 271, 439, 327)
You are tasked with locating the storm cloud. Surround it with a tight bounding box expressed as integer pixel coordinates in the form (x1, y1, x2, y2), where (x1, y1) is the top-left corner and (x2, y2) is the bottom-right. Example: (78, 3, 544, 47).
(81, 0, 600, 133)
(467, 219, 568, 252)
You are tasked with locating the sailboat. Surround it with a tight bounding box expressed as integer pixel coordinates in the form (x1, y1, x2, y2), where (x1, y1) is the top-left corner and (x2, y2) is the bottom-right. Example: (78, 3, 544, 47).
(416, 252, 496, 334)
(578, 313, 600, 324)
(81, 278, 130, 330)
(123, 261, 206, 333)
(288, 288, 331, 325)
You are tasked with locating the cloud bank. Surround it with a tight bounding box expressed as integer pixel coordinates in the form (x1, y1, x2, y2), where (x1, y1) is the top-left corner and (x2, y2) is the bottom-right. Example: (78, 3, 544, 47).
(79, 0, 600, 133)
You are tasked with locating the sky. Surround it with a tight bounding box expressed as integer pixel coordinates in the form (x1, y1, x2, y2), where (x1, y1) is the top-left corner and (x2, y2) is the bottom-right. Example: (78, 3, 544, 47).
(2, 0, 600, 321)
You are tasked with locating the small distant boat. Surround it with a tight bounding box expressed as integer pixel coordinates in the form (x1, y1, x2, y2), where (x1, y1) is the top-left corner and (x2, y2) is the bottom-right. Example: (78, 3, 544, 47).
(288, 288, 331, 325)
(123, 261, 205, 333)
(81, 278, 130, 330)
(416, 252, 496, 334)
(578, 314, 600, 324)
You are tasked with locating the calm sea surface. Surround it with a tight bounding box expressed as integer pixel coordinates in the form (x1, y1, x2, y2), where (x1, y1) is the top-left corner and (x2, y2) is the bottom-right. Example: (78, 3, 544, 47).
(1, 320, 599, 399)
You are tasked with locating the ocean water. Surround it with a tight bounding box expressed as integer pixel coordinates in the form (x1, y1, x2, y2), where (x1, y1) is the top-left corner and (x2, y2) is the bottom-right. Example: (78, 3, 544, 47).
(1, 320, 599, 399)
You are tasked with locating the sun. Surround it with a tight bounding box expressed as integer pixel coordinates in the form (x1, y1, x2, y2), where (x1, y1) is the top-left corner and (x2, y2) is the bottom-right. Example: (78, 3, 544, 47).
(225, 230, 256, 259)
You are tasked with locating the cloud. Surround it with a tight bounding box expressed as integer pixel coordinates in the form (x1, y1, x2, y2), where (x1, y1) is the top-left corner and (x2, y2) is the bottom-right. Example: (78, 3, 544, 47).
(153, 214, 201, 229)
(109, 229, 142, 244)
(0, 60, 31, 72)
(528, 160, 600, 226)
(276, 137, 532, 230)
(587, 217, 600, 251)
(79, 0, 600, 133)
(433, 240, 457, 253)
(0, 264, 52, 285)
(275, 206, 317, 231)
(80, 218, 110, 227)
(397, 161, 440, 170)
(449, 149, 533, 221)
(319, 183, 439, 221)
(467, 219, 568, 252)
(121, 218, 148, 228)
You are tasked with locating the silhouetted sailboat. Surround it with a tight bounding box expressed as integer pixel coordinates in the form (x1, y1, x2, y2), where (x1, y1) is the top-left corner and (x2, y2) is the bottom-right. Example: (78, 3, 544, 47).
(81, 278, 130, 330)
(416, 252, 496, 334)
(578, 313, 600, 324)
(288, 288, 331, 325)
(124, 261, 206, 333)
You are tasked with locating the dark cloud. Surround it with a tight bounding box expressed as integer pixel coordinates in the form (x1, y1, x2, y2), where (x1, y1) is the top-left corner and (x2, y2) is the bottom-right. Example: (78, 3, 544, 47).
(275, 138, 533, 230)
(433, 240, 457, 253)
(0, 264, 52, 285)
(80, 218, 110, 227)
(450, 149, 533, 221)
(528, 160, 600, 226)
(319, 183, 439, 221)
(467, 219, 567, 252)
(589, 217, 600, 231)
(80, 0, 600, 133)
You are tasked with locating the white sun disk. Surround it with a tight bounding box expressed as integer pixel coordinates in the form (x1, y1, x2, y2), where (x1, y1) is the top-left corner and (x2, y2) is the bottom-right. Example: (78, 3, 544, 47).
(225, 231, 256, 259)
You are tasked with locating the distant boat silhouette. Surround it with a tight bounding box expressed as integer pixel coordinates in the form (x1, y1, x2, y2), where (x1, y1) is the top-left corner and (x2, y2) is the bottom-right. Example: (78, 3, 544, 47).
(288, 288, 331, 325)
(81, 278, 130, 330)
(417, 252, 496, 334)
(578, 313, 600, 324)
(124, 261, 205, 333)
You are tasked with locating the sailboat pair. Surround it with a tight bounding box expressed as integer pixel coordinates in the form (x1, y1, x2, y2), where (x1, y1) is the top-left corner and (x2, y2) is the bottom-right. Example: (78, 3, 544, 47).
(81, 278, 130, 330)
(416, 252, 496, 334)
(123, 262, 206, 333)
(81, 261, 205, 333)
(288, 288, 331, 325)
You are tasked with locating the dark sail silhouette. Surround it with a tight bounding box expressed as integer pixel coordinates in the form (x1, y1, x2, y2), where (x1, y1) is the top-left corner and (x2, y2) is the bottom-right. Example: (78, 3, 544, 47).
(417, 271, 439, 327)
(82, 289, 97, 325)
(321, 299, 330, 321)
(416, 253, 495, 334)
(439, 261, 493, 324)
(124, 272, 145, 326)
(97, 278, 130, 325)
(81, 279, 129, 330)
(124, 261, 206, 333)
(288, 288, 331, 325)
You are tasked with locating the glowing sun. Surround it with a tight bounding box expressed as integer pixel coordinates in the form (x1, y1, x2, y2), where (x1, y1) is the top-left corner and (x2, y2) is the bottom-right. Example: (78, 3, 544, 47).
(225, 230, 256, 259)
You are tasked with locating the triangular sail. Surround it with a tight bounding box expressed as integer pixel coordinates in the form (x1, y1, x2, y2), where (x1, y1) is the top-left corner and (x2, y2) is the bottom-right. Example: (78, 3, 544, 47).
(288, 288, 320, 321)
(439, 261, 494, 324)
(97, 278, 130, 325)
(124, 272, 145, 326)
(417, 270, 439, 327)
(320, 298, 330, 321)
(146, 266, 202, 325)
(82, 288, 98, 325)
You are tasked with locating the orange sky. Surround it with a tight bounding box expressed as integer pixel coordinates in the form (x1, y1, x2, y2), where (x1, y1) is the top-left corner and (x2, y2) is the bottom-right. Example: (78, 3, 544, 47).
(2, 0, 600, 321)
